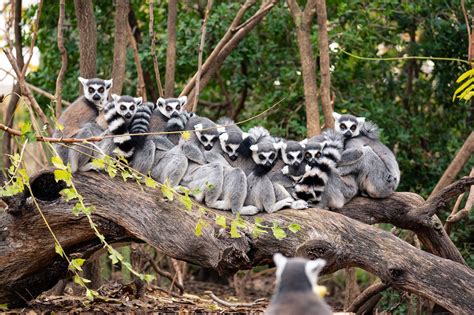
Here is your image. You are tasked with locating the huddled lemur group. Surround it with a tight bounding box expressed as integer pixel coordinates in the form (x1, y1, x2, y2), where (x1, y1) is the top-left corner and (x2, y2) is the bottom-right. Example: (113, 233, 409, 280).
(54, 77, 400, 215)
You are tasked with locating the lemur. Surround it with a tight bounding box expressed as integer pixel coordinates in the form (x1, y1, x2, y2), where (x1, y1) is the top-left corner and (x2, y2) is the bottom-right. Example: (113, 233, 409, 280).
(241, 127, 306, 214)
(149, 96, 189, 144)
(333, 112, 400, 198)
(265, 254, 331, 315)
(53, 77, 112, 163)
(271, 140, 308, 195)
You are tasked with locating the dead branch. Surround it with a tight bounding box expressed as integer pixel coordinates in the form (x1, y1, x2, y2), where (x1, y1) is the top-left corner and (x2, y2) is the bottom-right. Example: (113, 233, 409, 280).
(205, 291, 266, 308)
(347, 281, 389, 313)
(147, 257, 184, 293)
(111, 0, 130, 95)
(1, 171, 473, 313)
(21, 0, 43, 78)
(165, 0, 177, 97)
(445, 168, 473, 232)
(73, 0, 97, 80)
(315, 0, 333, 129)
(191, 0, 213, 112)
(343, 267, 359, 310)
(429, 132, 474, 198)
(444, 193, 465, 234)
(55, 0, 67, 118)
(127, 23, 147, 101)
(149, 0, 164, 98)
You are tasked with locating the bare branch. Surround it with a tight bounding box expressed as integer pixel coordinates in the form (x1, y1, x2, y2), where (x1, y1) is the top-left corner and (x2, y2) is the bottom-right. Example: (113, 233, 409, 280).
(347, 281, 389, 312)
(128, 23, 147, 101)
(149, 0, 164, 98)
(165, 0, 177, 97)
(191, 0, 213, 112)
(55, 0, 67, 118)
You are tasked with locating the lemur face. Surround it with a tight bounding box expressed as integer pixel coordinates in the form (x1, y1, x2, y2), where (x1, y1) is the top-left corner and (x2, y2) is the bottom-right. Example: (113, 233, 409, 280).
(250, 142, 282, 168)
(156, 96, 187, 118)
(194, 123, 221, 151)
(111, 94, 142, 122)
(280, 140, 306, 167)
(79, 77, 113, 107)
(332, 112, 365, 138)
(303, 142, 325, 168)
(219, 132, 247, 161)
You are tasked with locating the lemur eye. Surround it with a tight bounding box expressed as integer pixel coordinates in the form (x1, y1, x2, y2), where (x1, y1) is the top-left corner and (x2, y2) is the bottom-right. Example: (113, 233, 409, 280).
(225, 145, 232, 152)
(286, 154, 293, 160)
(98, 87, 104, 93)
(130, 105, 135, 111)
(258, 154, 265, 160)
(120, 105, 126, 111)
(176, 105, 181, 111)
(269, 153, 275, 160)
(297, 152, 303, 159)
(305, 152, 311, 159)
(350, 125, 356, 131)
(316, 152, 321, 158)
(201, 136, 207, 142)
(166, 106, 172, 111)
(88, 87, 94, 93)
(340, 123, 347, 130)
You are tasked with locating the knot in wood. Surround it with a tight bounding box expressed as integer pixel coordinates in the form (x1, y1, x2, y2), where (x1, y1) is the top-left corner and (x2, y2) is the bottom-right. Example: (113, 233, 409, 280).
(388, 267, 404, 281)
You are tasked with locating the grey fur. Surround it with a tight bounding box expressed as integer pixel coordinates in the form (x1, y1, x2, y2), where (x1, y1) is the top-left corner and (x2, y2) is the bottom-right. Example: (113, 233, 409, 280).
(333, 112, 400, 198)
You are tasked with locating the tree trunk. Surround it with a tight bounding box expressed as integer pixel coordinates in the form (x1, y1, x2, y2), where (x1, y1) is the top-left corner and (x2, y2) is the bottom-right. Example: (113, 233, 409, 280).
(74, 0, 97, 81)
(165, 0, 177, 97)
(110, 0, 130, 96)
(0, 171, 473, 313)
(315, 0, 333, 129)
(55, 0, 67, 118)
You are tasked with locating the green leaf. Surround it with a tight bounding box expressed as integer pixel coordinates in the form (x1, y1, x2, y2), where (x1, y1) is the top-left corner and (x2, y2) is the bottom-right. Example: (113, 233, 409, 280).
(55, 243, 64, 257)
(288, 223, 301, 233)
(54, 169, 72, 186)
(72, 203, 83, 216)
(181, 131, 191, 141)
(0, 303, 9, 311)
(145, 176, 158, 188)
(215, 215, 227, 229)
(21, 122, 36, 142)
(195, 219, 204, 236)
(17, 168, 29, 183)
(271, 222, 287, 240)
(86, 289, 98, 300)
(180, 194, 193, 211)
(230, 220, 241, 238)
(235, 213, 246, 228)
(107, 164, 117, 178)
(251, 225, 267, 238)
(456, 68, 474, 83)
(69, 258, 86, 272)
(60, 188, 79, 201)
(121, 170, 133, 182)
(142, 274, 156, 283)
(161, 179, 174, 201)
(51, 156, 67, 169)
(91, 158, 105, 170)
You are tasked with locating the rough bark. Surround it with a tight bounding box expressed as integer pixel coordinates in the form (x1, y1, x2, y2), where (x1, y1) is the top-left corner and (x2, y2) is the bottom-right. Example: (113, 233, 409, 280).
(111, 0, 130, 95)
(73, 0, 97, 80)
(127, 23, 147, 101)
(149, 0, 164, 98)
(165, 0, 177, 97)
(287, 0, 321, 137)
(0, 171, 473, 313)
(429, 131, 474, 198)
(315, 0, 333, 129)
(55, 0, 67, 118)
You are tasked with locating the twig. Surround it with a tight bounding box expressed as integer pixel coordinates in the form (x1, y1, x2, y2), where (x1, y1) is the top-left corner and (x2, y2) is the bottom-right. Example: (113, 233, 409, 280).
(444, 193, 465, 234)
(149, 0, 164, 98)
(21, 0, 43, 78)
(147, 258, 184, 293)
(347, 281, 389, 312)
(191, 0, 213, 112)
(446, 168, 474, 230)
(55, 0, 67, 118)
(169, 258, 185, 294)
(127, 24, 147, 101)
(205, 291, 266, 308)
(232, 0, 274, 32)
(461, 0, 472, 61)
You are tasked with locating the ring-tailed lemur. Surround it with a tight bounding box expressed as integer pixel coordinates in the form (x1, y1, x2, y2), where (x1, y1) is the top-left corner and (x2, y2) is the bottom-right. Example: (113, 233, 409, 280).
(333, 112, 400, 198)
(53, 77, 112, 164)
(265, 254, 331, 315)
(149, 96, 189, 144)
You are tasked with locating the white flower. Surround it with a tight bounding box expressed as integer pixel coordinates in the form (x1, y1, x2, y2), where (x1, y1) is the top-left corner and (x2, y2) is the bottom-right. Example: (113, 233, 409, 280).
(274, 79, 281, 86)
(376, 43, 389, 56)
(421, 60, 435, 74)
(296, 70, 301, 76)
(395, 45, 403, 52)
(330, 65, 335, 72)
(329, 42, 340, 53)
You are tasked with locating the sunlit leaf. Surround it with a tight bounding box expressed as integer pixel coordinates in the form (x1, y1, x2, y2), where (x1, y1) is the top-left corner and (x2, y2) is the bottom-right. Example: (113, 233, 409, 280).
(51, 156, 67, 169)
(195, 219, 203, 236)
(181, 131, 191, 141)
(60, 188, 79, 202)
(288, 223, 301, 233)
(161, 179, 174, 201)
(215, 215, 227, 229)
(180, 194, 193, 211)
(272, 222, 286, 240)
(91, 158, 105, 170)
(55, 243, 64, 257)
(121, 170, 133, 182)
(144, 176, 158, 188)
(54, 169, 72, 186)
(142, 274, 156, 283)
(230, 220, 241, 238)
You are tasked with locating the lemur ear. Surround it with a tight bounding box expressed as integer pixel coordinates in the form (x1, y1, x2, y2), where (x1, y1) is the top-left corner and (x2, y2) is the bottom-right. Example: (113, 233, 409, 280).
(194, 123, 203, 131)
(273, 253, 288, 269)
(157, 97, 166, 107)
(281, 165, 289, 175)
(105, 79, 113, 89)
(320, 141, 327, 150)
(111, 94, 120, 102)
(273, 142, 285, 150)
(356, 117, 366, 124)
(279, 142, 287, 151)
(305, 259, 326, 278)
(217, 126, 226, 134)
(300, 139, 308, 148)
(134, 97, 143, 106)
(249, 144, 259, 152)
(178, 95, 188, 106)
(332, 112, 341, 120)
(219, 133, 229, 141)
(78, 77, 88, 87)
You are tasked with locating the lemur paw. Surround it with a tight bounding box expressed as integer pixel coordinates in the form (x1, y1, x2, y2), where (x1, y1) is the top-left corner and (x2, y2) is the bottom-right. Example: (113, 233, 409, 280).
(291, 200, 308, 210)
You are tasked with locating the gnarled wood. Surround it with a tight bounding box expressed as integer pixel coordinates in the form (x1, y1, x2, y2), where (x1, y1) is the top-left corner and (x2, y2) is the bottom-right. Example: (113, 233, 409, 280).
(0, 171, 473, 313)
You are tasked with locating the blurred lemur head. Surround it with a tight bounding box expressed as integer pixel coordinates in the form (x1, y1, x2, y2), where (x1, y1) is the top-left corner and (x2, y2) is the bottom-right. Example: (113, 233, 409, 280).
(332, 112, 366, 139)
(156, 96, 187, 119)
(79, 77, 113, 108)
(219, 131, 249, 161)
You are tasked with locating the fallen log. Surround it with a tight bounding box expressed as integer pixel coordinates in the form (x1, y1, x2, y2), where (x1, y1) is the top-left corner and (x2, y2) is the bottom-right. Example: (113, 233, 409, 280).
(0, 171, 473, 313)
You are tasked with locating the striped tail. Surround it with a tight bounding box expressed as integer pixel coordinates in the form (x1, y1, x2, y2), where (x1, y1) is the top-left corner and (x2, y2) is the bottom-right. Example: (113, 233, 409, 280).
(104, 102, 135, 159)
(294, 163, 330, 204)
(130, 102, 156, 147)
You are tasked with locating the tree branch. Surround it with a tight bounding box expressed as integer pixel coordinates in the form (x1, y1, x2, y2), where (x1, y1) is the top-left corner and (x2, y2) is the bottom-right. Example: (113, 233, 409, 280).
(347, 281, 389, 312)
(165, 0, 177, 97)
(128, 23, 147, 101)
(149, 0, 164, 98)
(55, 0, 67, 118)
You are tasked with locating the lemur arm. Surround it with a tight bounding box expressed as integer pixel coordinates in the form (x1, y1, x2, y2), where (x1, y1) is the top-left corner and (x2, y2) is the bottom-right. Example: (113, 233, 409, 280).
(182, 142, 207, 164)
(151, 136, 175, 151)
(338, 148, 364, 166)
